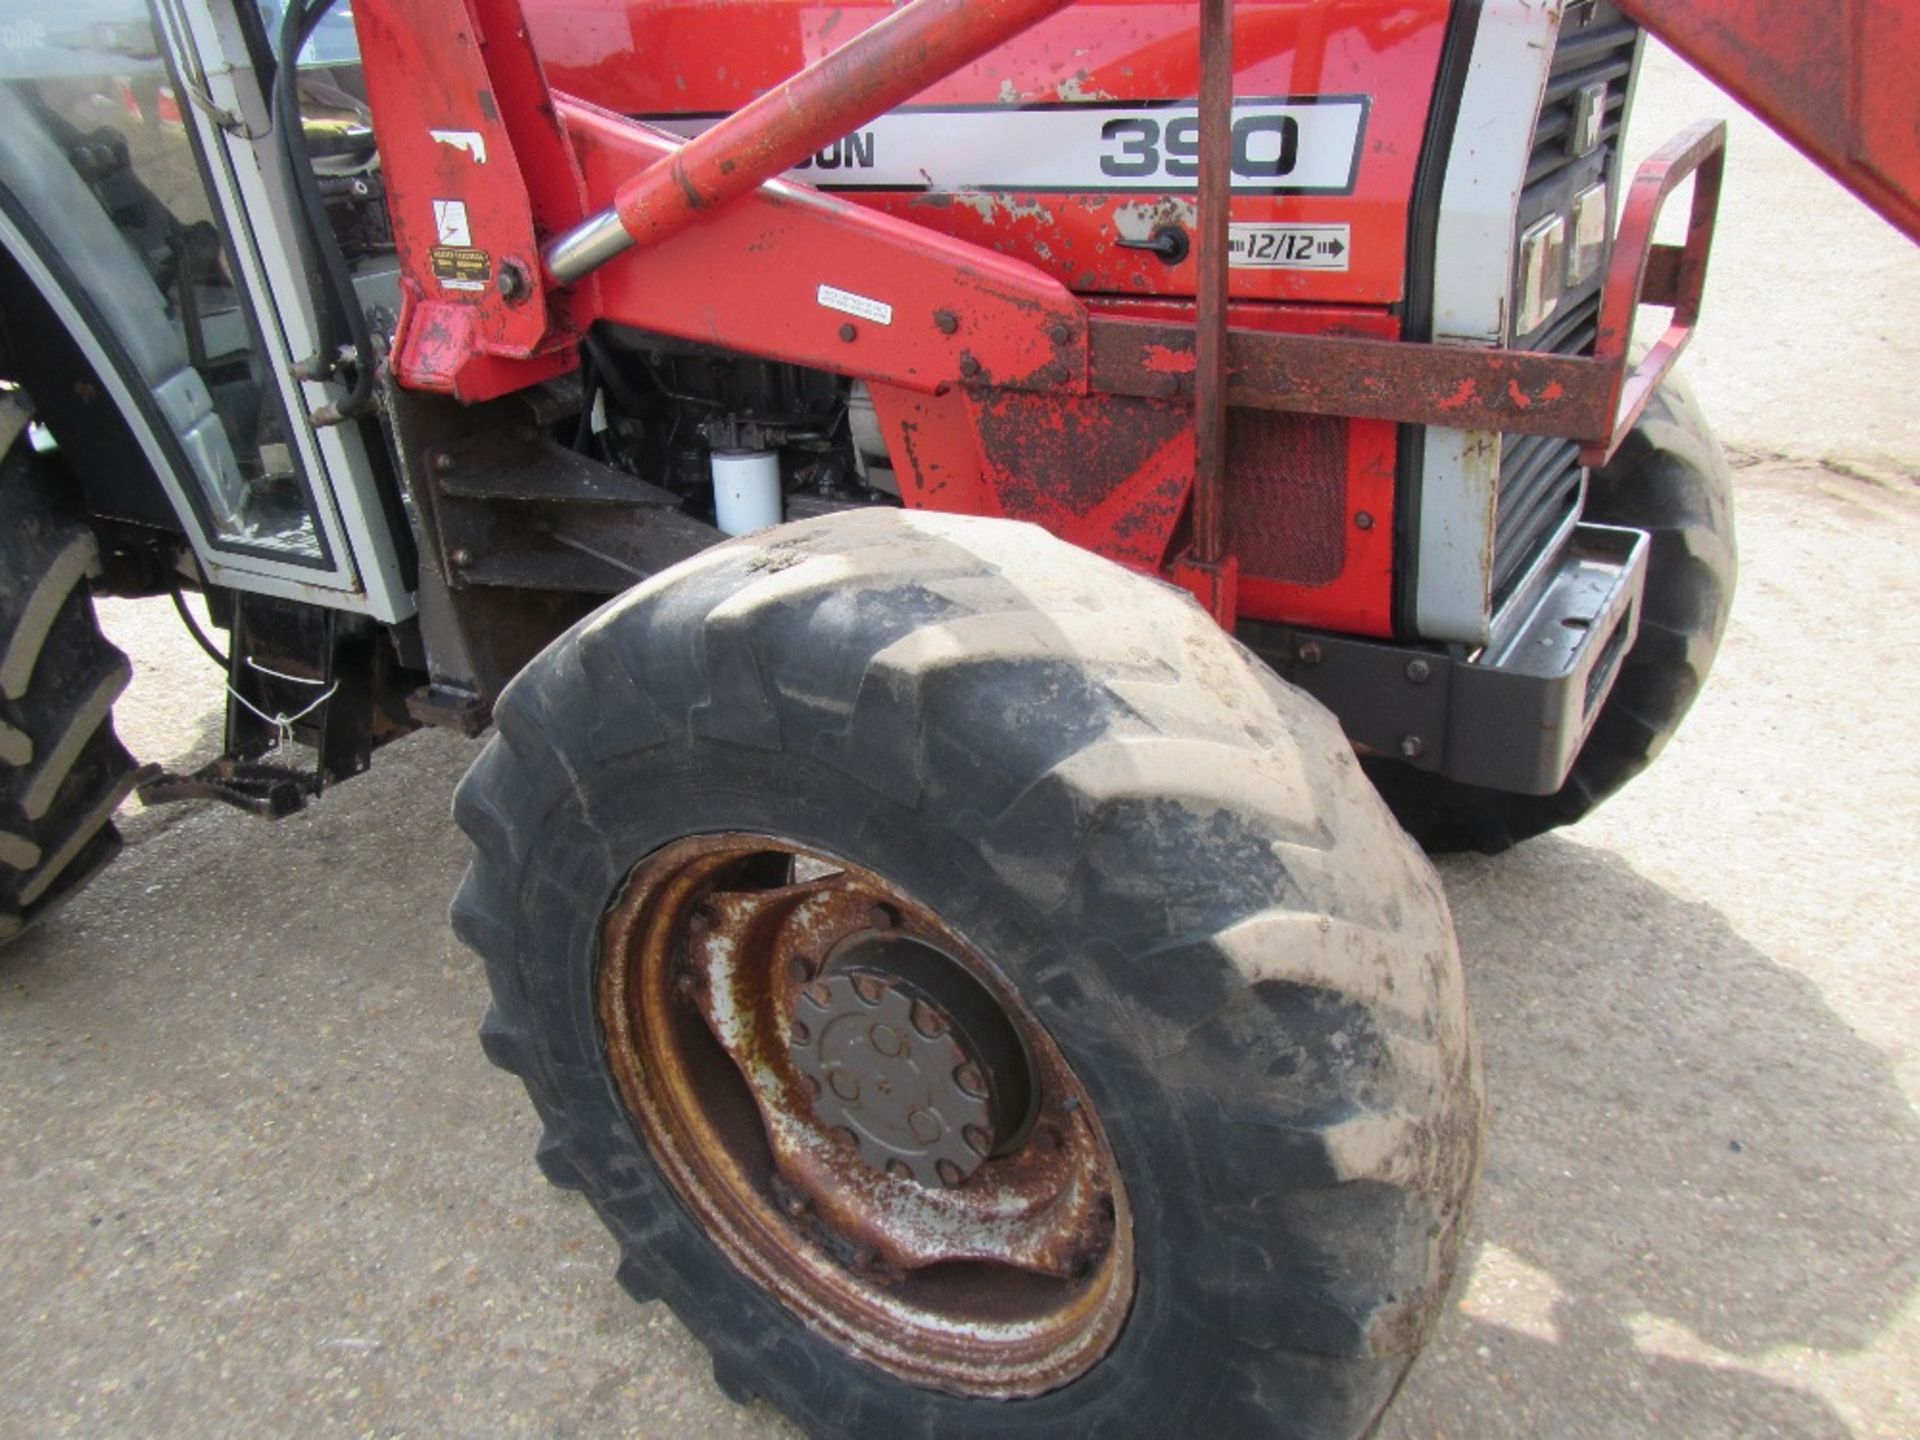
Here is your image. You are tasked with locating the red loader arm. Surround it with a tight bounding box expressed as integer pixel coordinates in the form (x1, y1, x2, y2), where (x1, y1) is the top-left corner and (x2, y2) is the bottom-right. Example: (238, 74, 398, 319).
(1621, 0, 1920, 245)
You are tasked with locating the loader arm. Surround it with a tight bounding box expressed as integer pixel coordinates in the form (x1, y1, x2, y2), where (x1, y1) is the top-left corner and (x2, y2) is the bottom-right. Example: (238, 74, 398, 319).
(1620, 0, 1920, 244)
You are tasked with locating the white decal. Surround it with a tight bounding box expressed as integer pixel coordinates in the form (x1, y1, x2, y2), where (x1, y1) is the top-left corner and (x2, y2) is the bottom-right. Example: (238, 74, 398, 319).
(649, 97, 1369, 196)
(1228, 223, 1351, 271)
(432, 199, 471, 247)
(430, 129, 488, 164)
(817, 284, 894, 327)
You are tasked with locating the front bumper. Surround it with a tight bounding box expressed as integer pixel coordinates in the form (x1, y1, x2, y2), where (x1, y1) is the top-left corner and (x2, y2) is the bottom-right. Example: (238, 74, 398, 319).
(1250, 521, 1649, 795)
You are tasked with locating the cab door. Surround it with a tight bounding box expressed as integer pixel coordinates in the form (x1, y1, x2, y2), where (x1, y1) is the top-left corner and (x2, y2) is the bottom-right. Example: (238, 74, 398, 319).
(0, 0, 412, 620)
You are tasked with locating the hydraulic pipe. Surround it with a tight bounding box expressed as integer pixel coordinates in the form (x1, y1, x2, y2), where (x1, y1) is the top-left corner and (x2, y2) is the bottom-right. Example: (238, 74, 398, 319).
(546, 0, 1077, 283)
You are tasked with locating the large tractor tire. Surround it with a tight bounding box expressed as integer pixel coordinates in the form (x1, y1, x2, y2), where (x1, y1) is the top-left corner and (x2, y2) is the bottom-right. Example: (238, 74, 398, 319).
(453, 509, 1482, 1438)
(1370, 375, 1737, 854)
(0, 407, 139, 942)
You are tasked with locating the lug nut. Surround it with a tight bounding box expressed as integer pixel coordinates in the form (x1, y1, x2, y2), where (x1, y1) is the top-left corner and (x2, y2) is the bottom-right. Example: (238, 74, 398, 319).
(909, 1000, 948, 1038)
(851, 974, 886, 1006)
(935, 1159, 965, 1187)
(962, 1124, 993, 1157)
(953, 1063, 988, 1097)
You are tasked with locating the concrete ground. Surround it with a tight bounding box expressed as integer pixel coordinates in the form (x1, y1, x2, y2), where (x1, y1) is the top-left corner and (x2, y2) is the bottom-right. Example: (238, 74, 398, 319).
(2, 43, 1917, 1440)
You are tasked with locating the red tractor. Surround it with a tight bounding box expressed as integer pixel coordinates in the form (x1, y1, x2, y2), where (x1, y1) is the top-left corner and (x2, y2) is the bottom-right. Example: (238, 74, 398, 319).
(0, 0, 1910, 1431)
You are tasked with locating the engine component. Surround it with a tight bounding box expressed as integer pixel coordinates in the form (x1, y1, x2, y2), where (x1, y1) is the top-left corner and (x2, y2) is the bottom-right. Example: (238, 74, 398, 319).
(709, 449, 782, 536)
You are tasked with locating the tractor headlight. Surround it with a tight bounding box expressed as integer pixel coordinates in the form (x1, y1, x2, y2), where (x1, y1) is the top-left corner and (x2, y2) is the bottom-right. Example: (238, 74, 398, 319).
(1567, 181, 1609, 287)
(1516, 213, 1567, 335)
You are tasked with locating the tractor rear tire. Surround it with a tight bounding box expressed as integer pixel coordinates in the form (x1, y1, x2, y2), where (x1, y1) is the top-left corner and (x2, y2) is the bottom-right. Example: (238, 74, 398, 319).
(453, 509, 1482, 1438)
(1369, 375, 1737, 854)
(0, 416, 140, 942)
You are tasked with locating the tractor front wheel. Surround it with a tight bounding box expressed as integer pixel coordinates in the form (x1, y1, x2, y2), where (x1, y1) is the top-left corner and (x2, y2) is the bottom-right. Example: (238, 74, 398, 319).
(453, 509, 1482, 1437)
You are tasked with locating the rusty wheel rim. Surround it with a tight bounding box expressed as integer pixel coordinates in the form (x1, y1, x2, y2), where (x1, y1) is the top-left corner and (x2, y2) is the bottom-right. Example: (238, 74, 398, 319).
(598, 833, 1135, 1398)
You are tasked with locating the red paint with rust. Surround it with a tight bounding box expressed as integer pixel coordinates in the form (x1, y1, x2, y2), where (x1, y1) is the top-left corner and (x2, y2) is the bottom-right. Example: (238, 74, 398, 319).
(1585, 119, 1725, 465)
(356, 0, 586, 401)
(358, 0, 1731, 643)
(522, 0, 1450, 307)
(1620, 0, 1920, 244)
(563, 97, 1087, 393)
(358, 0, 1451, 635)
(606, 0, 1080, 252)
(869, 299, 1401, 636)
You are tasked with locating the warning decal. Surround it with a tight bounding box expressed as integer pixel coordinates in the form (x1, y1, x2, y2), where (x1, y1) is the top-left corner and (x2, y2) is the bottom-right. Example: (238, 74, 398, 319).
(817, 284, 894, 326)
(432, 198, 471, 247)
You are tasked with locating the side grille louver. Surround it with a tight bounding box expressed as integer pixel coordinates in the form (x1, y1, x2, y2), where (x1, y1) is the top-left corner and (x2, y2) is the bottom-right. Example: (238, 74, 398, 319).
(1493, 7, 1641, 608)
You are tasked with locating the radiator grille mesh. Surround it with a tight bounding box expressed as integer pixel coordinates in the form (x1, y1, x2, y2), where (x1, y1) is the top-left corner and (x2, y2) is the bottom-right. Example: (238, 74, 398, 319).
(1227, 409, 1348, 586)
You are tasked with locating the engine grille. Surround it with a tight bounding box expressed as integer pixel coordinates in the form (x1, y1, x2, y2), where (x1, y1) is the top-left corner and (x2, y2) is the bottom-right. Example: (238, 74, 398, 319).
(1227, 409, 1348, 586)
(1492, 3, 1642, 608)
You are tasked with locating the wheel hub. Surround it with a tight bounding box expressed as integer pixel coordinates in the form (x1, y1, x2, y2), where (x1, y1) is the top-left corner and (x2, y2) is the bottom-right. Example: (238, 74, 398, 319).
(597, 833, 1135, 1399)
(792, 973, 993, 1188)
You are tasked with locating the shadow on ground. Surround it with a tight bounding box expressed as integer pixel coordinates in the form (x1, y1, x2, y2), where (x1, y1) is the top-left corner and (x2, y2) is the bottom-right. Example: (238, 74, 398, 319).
(1386, 836, 1917, 1438)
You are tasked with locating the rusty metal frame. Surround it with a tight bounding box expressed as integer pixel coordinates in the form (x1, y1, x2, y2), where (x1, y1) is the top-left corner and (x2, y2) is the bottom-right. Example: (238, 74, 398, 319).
(1164, 0, 1240, 624)
(1588, 118, 1725, 465)
(1189, 0, 1233, 571)
(1089, 120, 1729, 472)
